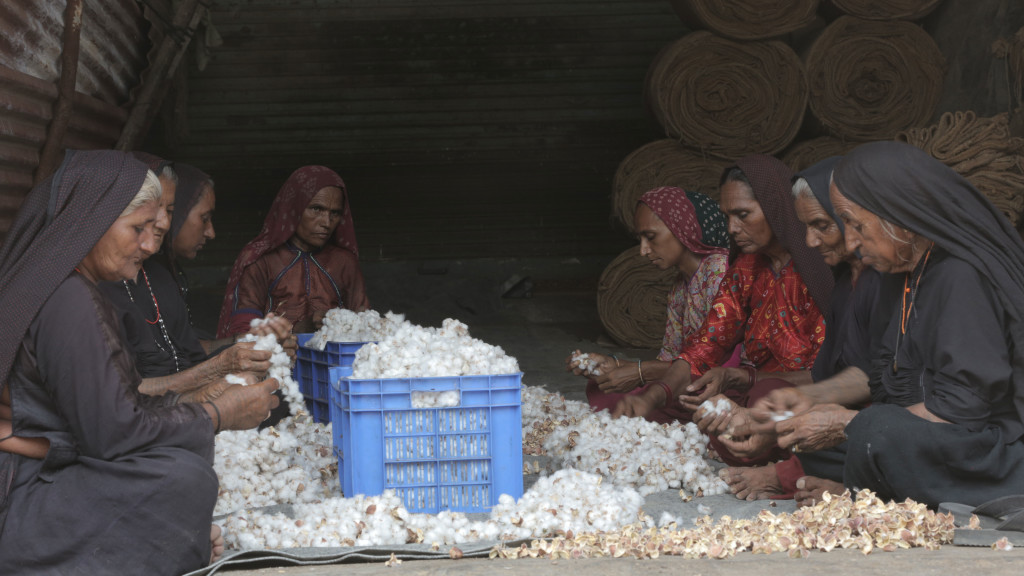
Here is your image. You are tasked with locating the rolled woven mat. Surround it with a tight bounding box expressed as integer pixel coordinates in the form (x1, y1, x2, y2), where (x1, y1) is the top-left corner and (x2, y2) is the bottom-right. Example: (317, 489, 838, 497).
(597, 246, 678, 349)
(896, 111, 1024, 226)
(611, 139, 733, 231)
(829, 0, 944, 21)
(992, 27, 1024, 107)
(668, 0, 819, 41)
(645, 31, 808, 158)
(805, 16, 945, 141)
(780, 136, 860, 172)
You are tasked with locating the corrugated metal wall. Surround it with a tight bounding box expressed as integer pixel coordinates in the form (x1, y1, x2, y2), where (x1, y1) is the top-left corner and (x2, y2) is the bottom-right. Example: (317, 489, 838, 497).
(151, 0, 685, 264)
(0, 0, 150, 244)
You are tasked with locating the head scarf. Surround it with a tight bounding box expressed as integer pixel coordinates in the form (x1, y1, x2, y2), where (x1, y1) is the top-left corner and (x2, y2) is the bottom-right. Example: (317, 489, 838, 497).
(169, 163, 213, 246)
(216, 166, 357, 337)
(131, 151, 172, 175)
(834, 141, 1024, 438)
(638, 186, 728, 257)
(685, 190, 730, 250)
(729, 154, 834, 314)
(794, 156, 844, 234)
(0, 150, 149, 390)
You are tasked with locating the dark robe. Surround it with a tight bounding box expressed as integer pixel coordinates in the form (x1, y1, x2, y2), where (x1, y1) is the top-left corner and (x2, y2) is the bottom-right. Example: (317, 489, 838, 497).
(841, 248, 1024, 505)
(811, 265, 881, 382)
(98, 258, 208, 378)
(0, 274, 218, 574)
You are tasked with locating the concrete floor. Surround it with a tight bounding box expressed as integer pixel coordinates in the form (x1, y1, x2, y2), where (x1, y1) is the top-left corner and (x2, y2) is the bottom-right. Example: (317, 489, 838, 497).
(188, 257, 1022, 574)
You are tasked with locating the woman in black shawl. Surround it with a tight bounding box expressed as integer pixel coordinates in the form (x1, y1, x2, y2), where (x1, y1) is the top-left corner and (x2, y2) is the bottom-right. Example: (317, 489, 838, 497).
(0, 150, 280, 574)
(757, 141, 1024, 507)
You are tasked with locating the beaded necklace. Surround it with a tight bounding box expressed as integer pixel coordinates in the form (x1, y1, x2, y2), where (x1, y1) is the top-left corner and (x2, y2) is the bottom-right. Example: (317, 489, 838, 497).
(894, 245, 933, 372)
(123, 268, 182, 372)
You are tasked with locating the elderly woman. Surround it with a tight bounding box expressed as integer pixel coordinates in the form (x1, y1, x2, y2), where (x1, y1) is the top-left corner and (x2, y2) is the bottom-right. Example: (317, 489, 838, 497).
(716, 157, 886, 501)
(613, 155, 833, 467)
(0, 150, 279, 574)
(569, 187, 730, 423)
(754, 141, 1024, 508)
(218, 166, 370, 337)
(98, 157, 291, 403)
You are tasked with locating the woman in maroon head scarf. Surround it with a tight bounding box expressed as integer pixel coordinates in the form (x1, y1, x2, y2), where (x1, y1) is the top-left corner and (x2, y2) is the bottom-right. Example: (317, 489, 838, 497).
(218, 166, 369, 337)
(570, 186, 731, 424)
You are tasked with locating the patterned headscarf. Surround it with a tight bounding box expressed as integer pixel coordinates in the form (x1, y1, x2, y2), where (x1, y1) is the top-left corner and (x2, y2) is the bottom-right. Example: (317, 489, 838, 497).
(834, 141, 1024, 441)
(0, 150, 150, 390)
(216, 166, 357, 337)
(730, 154, 834, 314)
(794, 156, 844, 234)
(638, 186, 728, 257)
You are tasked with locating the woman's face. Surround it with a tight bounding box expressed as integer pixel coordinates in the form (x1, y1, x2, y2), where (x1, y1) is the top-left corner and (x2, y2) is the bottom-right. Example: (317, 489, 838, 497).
(79, 200, 161, 282)
(830, 182, 915, 273)
(719, 179, 775, 254)
(292, 186, 344, 251)
(794, 193, 848, 266)
(172, 185, 215, 260)
(152, 175, 177, 249)
(634, 203, 687, 271)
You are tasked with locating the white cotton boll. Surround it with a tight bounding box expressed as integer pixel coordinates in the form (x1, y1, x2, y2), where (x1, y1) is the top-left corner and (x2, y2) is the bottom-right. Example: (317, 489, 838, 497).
(225, 374, 249, 386)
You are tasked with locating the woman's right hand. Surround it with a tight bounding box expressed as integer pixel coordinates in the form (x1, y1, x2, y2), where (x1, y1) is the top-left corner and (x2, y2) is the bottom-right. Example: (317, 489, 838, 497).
(746, 387, 816, 434)
(218, 342, 273, 376)
(593, 364, 642, 394)
(610, 393, 656, 419)
(210, 378, 281, 431)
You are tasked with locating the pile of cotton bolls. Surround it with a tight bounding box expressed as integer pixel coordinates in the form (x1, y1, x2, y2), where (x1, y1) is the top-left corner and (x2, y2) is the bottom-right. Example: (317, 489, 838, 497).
(306, 309, 404, 350)
(521, 387, 726, 497)
(219, 469, 646, 550)
(214, 416, 339, 516)
(235, 318, 305, 417)
(351, 318, 519, 378)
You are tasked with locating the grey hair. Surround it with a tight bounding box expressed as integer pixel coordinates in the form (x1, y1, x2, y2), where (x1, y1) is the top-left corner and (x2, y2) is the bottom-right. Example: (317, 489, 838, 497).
(791, 177, 815, 200)
(159, 164, 178, 184)
(877, 216, 923, 266)
(120, 170, 163, 217)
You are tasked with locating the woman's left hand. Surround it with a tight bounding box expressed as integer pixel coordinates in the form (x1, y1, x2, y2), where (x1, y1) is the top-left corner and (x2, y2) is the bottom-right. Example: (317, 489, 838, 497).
(692, 394, 738, 436)
(249, 313, 297, 361)
(775, 404, 855, 453)
(679, 367, 744, 412)
(594, 364, 642, 394)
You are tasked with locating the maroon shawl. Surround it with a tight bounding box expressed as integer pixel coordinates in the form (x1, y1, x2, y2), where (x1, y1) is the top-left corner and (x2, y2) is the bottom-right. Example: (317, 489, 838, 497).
(217, 165, 358, 337)
(638, 186, 728, 257)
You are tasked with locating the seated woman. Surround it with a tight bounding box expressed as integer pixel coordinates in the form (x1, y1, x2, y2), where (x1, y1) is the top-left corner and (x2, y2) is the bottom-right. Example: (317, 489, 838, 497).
(613, 155, 833, 467)
(0, 150, 279, 574)
(99, 157, 291, 402)
(753, 141, 1024, 508)
(218, 166, 370, 338)
(569, 187, 730, 424)
(714, 157, 886, 501)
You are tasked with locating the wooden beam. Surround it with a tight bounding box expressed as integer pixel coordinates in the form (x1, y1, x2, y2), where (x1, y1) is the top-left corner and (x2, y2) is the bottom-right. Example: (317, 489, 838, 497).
(116, 0, 205, 151)
(33, 0, 84, 185)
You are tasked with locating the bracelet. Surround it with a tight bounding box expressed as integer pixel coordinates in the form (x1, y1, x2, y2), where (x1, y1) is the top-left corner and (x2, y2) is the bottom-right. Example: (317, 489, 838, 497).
(611, 355, 620, 368)
(741, 365, 757, 390)
(206, 401, 222, 433)
(637, 361, 646, 386)
(656, 380, 674, 408)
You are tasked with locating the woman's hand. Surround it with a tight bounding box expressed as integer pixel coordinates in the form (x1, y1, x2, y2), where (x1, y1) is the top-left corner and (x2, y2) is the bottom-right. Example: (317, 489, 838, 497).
(611, 393, 656, 419)
(746, 387, 816, 435)
(249, 313, 297, 362)
(0, 418, 50, 459)
(906, 402, 951, 424)
(679, 367, 745, 412)
(692, 394, 738, 436)
(217, 342, 273, 376)
(775, 404, 855, 453)
(181, 373, 257, 404)
(716, 407, 778, 458)
(210, 378, 281, 431)
(565, 351, 616, 378)
(594, 364, 642, 394)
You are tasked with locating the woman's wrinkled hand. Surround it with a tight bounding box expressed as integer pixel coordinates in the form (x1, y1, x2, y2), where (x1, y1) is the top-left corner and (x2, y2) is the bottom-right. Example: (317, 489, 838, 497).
(218, 342, 272, 376)
(692, 394, 737, 436)
(212, 378, 281, 431)
(594, 364, 642, 394)
(746, 387, 816, 435)
(775, 404, 854, 453)
(611, 394, 656, 419)
(181, 373, 257, 404)
(679, 367, 743, 412)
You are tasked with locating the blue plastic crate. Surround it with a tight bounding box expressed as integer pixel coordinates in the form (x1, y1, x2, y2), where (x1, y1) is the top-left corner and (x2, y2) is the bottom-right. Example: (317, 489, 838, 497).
(328, 367, 523, 514)
(292, 333, 370, 423)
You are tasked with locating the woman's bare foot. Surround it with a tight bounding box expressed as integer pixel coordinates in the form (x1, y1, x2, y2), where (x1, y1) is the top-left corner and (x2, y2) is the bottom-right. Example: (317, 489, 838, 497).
(794, 475, 845, 507)
(721, 463, 784, 500)
(210, 524, 225, 565)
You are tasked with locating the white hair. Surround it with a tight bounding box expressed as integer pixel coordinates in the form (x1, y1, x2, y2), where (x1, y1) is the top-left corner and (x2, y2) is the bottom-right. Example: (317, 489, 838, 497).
(159, 164, 177, 184)
(791, 177, 814, 200)
(120, 170, 163, 217)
